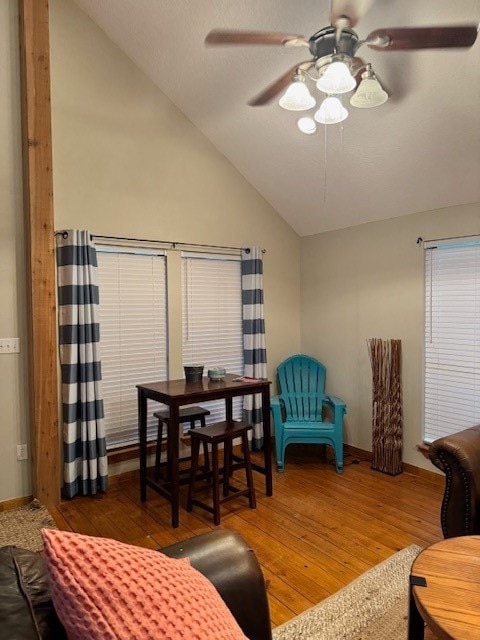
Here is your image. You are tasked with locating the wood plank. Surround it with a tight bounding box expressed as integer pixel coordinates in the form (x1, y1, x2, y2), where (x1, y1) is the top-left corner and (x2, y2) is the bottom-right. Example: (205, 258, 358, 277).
(18, 0, 59, 506)
(238, 499, 373, 574)
(49, 507, 73, 532)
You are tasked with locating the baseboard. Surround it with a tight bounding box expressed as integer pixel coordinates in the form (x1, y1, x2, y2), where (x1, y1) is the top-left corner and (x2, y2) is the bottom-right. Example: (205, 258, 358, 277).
(344, 443, 443, 486)
(107, 443, 443, 488)
(0, 496, 33, 511)
(108, 468, 140, 486)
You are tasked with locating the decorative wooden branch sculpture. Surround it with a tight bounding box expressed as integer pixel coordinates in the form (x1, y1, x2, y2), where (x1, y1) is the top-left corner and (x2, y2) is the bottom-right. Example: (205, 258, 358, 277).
(367, 338, 403, 475)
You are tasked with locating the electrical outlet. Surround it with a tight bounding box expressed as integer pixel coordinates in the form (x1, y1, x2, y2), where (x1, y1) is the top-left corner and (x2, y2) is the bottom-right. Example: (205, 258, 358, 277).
(16, 444, 28, 461)
(0, 338, 20, 354)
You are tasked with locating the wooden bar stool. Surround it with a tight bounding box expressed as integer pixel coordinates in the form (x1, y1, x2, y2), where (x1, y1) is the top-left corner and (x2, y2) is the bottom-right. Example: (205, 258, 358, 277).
(187, 420, 256, 526)
(153, 405, 210, 482)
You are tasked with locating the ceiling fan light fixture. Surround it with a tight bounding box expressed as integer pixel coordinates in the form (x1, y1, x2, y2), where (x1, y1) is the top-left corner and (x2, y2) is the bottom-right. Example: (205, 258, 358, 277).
(297, 117, 317, 134)
(316, 61, 356, 95)
(314, 96, 348, 125)
(279, 75, 316, 111)
(350, 65, 388, 108)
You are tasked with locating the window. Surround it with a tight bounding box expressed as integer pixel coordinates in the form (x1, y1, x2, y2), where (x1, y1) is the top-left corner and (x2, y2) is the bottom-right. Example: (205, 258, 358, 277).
(182, 252, 244, 423)
(97, 246, 168, 449)
(424, 239, 480, 442)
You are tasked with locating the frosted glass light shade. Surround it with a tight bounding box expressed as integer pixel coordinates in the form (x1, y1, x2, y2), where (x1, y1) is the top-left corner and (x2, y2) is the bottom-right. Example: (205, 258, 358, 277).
(279, 79, 316, 111)
(314, 96, 348, 125)
(297, 117, 317, 134)
(350, 77, 388, 108)
(316, 62, 356, 95)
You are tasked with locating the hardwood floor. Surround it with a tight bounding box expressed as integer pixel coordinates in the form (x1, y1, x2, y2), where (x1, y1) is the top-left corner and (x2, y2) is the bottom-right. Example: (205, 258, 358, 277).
(50, 446, 444, 636)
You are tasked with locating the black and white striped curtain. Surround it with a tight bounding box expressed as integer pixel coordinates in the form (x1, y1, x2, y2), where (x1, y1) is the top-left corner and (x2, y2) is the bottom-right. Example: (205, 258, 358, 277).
(56, 230, 108, 498)
(241, 247, 267, 449)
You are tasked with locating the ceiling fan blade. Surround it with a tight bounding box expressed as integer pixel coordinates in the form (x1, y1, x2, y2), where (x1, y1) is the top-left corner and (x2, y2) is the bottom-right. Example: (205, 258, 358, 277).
(248, 61, 313, 106)
(205, 29, 307, 47)
(330, 0, 376, 28)
(366, 25, 479, 51)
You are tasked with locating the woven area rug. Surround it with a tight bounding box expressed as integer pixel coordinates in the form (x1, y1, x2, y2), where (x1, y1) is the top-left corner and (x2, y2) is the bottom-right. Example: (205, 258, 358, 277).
(0, 499, 58, 552)
(273, 544, 422, 640)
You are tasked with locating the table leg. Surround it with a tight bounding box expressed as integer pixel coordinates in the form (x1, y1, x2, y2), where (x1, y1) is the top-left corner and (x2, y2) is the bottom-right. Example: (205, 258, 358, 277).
(261, 386, 273, 496)
(225, 397, 233, 421)
(407, 584, 425, 640)
(168, 403, 180, 528)
(138, 389, 147, 502)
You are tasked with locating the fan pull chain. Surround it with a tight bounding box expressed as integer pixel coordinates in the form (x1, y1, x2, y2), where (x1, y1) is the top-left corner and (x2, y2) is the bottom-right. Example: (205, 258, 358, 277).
(323, 124, 328, 204)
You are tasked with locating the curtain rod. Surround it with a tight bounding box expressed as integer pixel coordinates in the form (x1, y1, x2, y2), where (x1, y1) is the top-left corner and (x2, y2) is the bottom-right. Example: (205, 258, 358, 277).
(55, 232, 265, 254)
(417, 233, 480, 247)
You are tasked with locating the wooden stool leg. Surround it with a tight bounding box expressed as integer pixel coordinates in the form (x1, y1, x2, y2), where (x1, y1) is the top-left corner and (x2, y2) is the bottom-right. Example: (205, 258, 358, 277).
(202, 441, 210, 475)
(187, 437, 201, 512)
(200, 416, 210, 472)
(154, 420, 164, 482)
(165, 418, 174, 482)
(211, 443, 221, 526)
(242, 433, 256, 509)
(223, 438, 232, 497)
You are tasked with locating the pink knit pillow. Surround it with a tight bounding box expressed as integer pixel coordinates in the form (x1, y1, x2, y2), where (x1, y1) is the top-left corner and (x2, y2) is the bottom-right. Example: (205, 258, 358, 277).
(42, 528, 247, 640)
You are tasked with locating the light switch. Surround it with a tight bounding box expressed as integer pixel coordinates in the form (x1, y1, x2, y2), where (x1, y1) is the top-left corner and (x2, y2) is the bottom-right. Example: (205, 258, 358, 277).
(0, 338, 20, 353)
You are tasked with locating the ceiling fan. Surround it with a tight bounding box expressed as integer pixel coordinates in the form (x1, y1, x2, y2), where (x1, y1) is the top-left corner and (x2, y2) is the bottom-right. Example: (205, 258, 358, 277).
(205, 1, 478, 130)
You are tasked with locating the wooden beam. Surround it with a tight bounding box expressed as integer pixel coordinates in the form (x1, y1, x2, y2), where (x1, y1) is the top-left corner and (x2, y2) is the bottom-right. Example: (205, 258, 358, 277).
(18, 0, 60, 506)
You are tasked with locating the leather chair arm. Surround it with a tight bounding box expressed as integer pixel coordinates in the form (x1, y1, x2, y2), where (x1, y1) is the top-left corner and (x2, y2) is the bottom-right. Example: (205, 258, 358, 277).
(162, 529, 272, 640)
(0, 545, 67, 639)
(429, 424, 480, 538)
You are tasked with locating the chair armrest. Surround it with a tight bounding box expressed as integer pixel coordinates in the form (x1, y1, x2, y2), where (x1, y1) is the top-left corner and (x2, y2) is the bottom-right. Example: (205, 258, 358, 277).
(270, 395, 284, 425)
(325, 395, 346, 410)
(324, 395, 347, 421)
(429, 424, 480, 538)
(161, 529, 272, 640)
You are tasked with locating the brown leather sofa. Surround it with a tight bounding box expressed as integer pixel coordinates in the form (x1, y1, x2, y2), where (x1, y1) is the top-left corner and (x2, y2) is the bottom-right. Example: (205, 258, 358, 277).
(0, 528, 272, 640)
(429, 424, 480, 538)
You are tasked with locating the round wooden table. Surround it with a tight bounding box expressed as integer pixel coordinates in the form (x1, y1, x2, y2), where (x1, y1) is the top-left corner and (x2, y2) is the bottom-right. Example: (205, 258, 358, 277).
(408, 535, 480, 639)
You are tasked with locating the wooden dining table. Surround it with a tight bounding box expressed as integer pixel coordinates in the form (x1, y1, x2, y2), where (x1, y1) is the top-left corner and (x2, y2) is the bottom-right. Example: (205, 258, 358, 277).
(137, 373, 273, 527)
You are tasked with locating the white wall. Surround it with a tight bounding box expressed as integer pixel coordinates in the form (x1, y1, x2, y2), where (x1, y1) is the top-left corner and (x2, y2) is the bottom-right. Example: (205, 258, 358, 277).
(49, 0, 301, 377)
(0, 1, 31, 502)
(300, 202, 480, 472)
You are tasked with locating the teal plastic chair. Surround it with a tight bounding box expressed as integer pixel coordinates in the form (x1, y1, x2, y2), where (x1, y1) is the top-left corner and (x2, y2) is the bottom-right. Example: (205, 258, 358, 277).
(271, 354, 346, 474)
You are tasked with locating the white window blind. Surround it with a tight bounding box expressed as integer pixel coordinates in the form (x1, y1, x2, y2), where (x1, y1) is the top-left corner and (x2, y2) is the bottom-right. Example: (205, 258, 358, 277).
(182, 252, 243, 423)
(97, 247, 168, 449)
(424, 241, 480, 442)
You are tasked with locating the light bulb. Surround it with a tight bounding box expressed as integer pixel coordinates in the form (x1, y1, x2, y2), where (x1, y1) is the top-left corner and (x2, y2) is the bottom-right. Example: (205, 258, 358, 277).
(297, 117, 317, 135)
(350, 78, 388, 108)
(316, 62, 356, 95)
(314, 96, 348, 125)
(279, 77, 316, 111)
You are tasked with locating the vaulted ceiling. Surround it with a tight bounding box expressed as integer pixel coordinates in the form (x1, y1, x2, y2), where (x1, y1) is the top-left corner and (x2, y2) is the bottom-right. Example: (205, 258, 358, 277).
(72, 0, 480, 236)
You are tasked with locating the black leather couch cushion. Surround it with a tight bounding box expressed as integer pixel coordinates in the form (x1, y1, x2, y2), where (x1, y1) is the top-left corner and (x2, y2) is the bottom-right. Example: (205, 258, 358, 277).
(0, 546, 66, 639)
